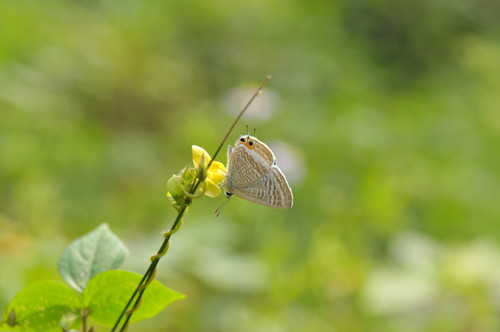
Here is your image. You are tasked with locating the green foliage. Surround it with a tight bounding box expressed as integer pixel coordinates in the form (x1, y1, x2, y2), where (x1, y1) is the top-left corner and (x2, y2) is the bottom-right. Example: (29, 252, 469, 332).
(1, 224, 183, 331)
(83, 270, 185, 326)
(3, 281, 80, 332)
(58, 223, 128, 292)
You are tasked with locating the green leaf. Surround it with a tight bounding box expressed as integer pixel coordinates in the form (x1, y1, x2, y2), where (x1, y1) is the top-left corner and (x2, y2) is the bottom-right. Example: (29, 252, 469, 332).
(3, 280, 81, 332)
(83, 270, 185, 326)
(58, 223, 128, 292)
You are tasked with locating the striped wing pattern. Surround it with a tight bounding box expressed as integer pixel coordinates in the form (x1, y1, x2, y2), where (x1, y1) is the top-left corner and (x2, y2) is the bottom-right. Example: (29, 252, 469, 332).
(230, 166, 293, 208)
(225, 136, 294, 209)
(226, 145, 273, 187)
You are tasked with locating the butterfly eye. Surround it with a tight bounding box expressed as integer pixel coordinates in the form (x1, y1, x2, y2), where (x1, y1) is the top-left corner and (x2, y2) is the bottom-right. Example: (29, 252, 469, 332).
(240, 137, 246, 143)
(246, 140, 256, 149)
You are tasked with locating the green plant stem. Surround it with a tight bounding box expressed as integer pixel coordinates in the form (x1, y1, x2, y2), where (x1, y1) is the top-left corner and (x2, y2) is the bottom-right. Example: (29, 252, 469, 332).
(206, 75, 272, 171)
(110, 201, 190, 332)
(82, 308, 88, 332)
(120, 204, 189, 329)
(111, 76, 271, 332)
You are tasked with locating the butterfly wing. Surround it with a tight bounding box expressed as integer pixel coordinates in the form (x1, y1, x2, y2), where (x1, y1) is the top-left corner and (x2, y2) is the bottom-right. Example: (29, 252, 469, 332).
(230, 166, 293, 208)
(226, 144, 273, 187)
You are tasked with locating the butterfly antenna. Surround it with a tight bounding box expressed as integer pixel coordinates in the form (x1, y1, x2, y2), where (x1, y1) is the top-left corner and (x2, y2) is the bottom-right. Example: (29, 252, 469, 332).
(253, 127, 257, 137)
(214, 197, 231, 217)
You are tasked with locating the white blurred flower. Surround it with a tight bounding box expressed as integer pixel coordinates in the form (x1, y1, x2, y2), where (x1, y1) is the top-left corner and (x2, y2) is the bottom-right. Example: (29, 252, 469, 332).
(362, 231, 500, 321)
(362, 266, 438, 315)
(389, 231, 442, 273)
(223, 86, 279, 121)
(268, 140, 306, 184)
(443, 240, 500, 287)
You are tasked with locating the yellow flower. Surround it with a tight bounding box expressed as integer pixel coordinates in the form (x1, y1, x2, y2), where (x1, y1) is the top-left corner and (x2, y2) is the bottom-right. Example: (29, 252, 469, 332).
(192, 145, 226, 197)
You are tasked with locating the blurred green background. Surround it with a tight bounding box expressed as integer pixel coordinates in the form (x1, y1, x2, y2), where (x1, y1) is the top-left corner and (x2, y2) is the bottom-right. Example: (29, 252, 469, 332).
(1, 0, 500, 331)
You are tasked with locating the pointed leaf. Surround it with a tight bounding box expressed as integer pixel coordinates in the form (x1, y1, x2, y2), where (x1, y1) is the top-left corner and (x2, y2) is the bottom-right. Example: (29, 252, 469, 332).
(3, 280, 81, 332)
(83, 270, 185, 326)
(58, 223, 128, 292)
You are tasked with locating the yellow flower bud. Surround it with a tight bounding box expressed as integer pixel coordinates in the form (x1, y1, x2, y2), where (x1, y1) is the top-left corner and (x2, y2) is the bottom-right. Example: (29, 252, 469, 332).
(191, 145, 226, 198)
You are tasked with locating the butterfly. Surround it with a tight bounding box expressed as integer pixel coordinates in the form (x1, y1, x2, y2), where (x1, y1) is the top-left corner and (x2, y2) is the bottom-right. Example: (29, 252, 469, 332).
(223, 135, 293, 208)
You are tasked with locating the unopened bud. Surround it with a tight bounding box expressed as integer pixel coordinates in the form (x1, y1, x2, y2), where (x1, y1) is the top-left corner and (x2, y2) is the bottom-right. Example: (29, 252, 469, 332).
(167, 175, 184, 198)
(182, 167, 197, 183)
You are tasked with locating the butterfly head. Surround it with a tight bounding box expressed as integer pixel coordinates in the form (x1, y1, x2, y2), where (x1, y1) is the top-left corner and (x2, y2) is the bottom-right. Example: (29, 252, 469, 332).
(239, 135, 256, 150)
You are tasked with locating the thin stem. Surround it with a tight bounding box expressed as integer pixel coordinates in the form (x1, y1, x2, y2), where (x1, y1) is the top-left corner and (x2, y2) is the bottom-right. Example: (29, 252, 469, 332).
(111, 76, 271, 331)
(111, 204, 188, 332)
(116, 206, 188, 331)
(82, 308, 88, 332)
(206, 75, 272, 169)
